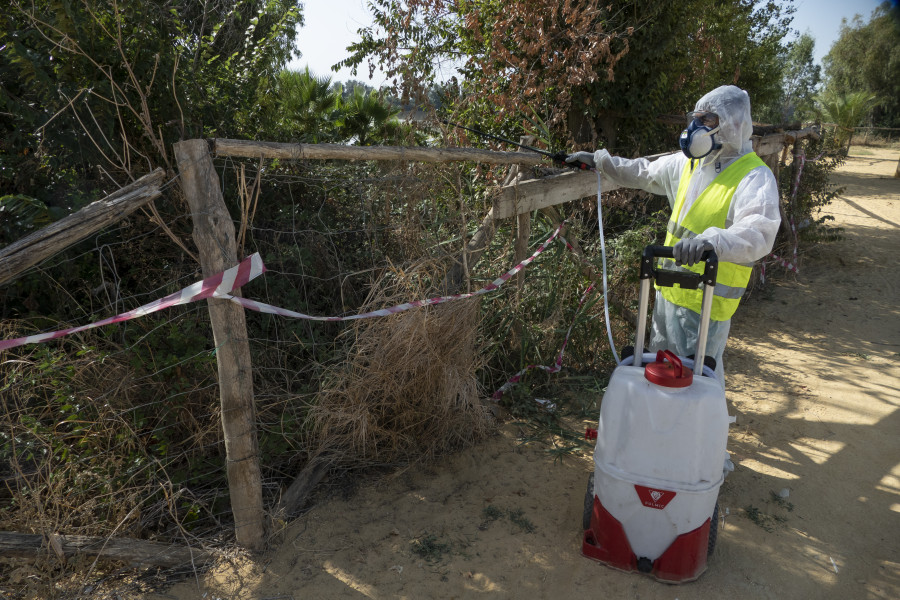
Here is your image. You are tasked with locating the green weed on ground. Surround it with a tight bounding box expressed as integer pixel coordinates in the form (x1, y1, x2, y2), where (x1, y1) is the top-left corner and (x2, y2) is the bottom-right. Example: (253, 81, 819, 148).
(410, 532, 453, 564)
(479, 505, 537, 534)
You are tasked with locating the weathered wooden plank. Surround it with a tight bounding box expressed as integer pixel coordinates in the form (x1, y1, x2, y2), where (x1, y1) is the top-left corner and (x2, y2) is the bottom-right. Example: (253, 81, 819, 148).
(0, 169, 165, 286)
(784, 126, 821, 144)
(492, 169, 620, 220)
(0, 532, 212, 568)
(754, 128, 819, 159)
(490, 131, 817, 220)
(754, 133, 787, 158)
(212, 139, 546, 166)
(174, 140, 265, 551)
(492, 151, 677, 219)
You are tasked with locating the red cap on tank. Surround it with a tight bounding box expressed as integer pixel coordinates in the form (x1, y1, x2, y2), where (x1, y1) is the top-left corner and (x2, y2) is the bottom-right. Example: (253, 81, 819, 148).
(644, 350, 693, 388)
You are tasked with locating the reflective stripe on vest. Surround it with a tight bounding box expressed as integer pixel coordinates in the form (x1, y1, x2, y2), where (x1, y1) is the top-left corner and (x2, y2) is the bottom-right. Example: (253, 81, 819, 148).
(657, 152, 766, 321)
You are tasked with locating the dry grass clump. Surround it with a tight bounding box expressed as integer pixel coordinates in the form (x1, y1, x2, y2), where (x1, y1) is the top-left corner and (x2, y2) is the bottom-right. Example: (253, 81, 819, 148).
(310, 265, 494, 466)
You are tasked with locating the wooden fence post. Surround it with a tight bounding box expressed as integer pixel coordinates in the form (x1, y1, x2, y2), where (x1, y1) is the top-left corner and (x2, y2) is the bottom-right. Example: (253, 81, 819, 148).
(173, 139, 265, 551)
(512, 137, 535, 291)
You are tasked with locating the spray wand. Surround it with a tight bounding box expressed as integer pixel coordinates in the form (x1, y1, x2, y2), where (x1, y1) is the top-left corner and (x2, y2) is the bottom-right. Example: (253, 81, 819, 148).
(440, 120, 593, 170)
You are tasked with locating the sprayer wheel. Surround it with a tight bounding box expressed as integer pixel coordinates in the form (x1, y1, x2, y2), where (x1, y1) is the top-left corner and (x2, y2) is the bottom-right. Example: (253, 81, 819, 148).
(582, 473, 595, 531)
(708, 503, 719, 556)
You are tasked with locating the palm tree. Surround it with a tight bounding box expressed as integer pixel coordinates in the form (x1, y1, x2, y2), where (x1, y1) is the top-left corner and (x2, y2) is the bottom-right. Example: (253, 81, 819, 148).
(275, 68, 341, 142)
(336, 86, 401, 146)
(818, 91, 879, 148)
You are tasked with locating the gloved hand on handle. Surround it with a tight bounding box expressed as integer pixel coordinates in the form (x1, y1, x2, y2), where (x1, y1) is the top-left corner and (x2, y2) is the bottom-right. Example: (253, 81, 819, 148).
(673, 238, 714, 266)
(565, 149, 615, 171)
(565, 151, 597, 169)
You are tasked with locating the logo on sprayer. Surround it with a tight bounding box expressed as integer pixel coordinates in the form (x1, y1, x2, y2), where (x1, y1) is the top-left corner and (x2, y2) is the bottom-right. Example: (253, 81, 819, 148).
(635, 485, 676, 510)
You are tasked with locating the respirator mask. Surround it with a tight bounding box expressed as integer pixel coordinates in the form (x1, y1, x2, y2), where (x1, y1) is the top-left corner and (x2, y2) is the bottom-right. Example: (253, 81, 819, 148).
(679, 111, 722, 160)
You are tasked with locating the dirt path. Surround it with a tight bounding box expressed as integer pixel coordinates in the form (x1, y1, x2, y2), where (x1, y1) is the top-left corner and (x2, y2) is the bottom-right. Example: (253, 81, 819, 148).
(153, 147, 900, 600)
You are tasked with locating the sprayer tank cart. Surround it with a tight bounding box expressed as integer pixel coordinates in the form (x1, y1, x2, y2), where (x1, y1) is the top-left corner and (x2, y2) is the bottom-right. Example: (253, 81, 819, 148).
(582, 245, 733, 583)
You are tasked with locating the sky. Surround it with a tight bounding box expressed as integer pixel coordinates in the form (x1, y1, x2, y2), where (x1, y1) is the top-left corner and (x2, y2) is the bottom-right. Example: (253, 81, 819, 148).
(287, 0, 888, 86)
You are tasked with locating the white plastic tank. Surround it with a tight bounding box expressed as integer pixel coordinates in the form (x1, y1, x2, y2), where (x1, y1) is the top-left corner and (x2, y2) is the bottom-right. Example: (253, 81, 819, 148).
(592, 351, 731, 560)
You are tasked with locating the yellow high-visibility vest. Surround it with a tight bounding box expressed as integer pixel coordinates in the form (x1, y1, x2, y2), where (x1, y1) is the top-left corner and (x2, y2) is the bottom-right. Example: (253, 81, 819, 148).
(657, 152, 767, 321)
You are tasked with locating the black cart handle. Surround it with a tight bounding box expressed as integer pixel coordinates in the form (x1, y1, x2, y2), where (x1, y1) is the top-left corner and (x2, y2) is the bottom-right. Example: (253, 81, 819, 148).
(639, 245, 718, 289)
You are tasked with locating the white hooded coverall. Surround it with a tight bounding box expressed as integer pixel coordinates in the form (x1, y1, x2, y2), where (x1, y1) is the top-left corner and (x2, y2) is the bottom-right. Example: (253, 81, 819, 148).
(593, 85, 781, 386)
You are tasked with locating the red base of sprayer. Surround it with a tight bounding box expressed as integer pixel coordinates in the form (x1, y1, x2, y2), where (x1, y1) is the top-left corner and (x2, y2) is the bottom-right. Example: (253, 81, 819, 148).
(582, 496, 711, 583)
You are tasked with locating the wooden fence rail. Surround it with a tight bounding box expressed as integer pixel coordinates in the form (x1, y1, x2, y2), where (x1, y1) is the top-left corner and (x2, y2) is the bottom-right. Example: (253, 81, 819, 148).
(0, 169, 164, 286)
(212, 138, 545, 166)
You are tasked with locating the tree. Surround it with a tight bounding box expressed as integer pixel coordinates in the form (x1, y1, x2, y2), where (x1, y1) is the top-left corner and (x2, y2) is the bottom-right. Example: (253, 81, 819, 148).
(339, 0, 794, 155)
(267, 69, 406, 144)
(819, 91, 879, 148)
(0, 0, 304, 197)
(337, 80, 377, 100)
(822, 2, 900, 127)
(274, 68, 342, 142)
(336, 86, 402, 145)
(760, 32, 821, 125)
(340, 0, 636, 143)
(573, 0, 793, 152)
(782, 33, 822, 123)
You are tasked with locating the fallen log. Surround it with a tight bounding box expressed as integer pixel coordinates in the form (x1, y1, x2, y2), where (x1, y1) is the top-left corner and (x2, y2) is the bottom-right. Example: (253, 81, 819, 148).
(0, 531, 213, 568)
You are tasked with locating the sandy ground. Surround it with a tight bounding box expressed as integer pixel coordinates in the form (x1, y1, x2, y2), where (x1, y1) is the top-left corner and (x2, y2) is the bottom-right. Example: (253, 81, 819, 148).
(152, 147, 900, 600)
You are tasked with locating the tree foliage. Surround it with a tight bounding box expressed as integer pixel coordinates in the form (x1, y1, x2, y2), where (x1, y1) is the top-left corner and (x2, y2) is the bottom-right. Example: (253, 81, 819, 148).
(822, 1, 900, 127)
(336, 84, 403, 145)
(0, 0, 304, 200)
(782, 34, 822, 123)
(340, 0, 635, 144)
(269, 68, 407, 144)
(819, 91, 880, 147)
(573, 0, 792, 152)
(340, 0, 794, 154)
(758, 32, 821, 125)
(272, 68, 342, 142)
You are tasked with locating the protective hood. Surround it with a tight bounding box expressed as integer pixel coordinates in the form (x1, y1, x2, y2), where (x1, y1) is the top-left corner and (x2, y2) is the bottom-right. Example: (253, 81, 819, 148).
(693, 85, 754, 159)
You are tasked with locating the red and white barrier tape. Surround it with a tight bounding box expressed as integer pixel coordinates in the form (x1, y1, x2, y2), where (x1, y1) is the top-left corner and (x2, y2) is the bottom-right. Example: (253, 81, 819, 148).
(491, 282, 596, 400)
(0, 253, 266, 352)
(213, 223, 564, 321)
(1, 224, 564, 350)
(763, 149, 821, 281)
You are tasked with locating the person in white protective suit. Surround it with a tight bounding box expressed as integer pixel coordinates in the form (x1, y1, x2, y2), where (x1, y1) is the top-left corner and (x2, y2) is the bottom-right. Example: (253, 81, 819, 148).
(566, 85, 780, 388)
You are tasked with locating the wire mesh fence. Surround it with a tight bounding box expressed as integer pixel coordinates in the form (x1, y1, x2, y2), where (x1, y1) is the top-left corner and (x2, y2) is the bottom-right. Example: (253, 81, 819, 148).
(819, 123, 900, 148)
(0, 148, 635, 587)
